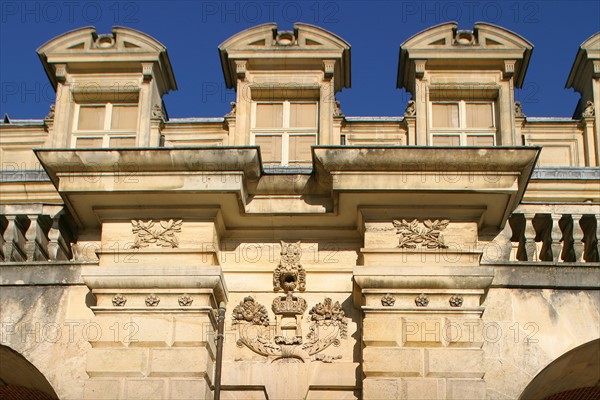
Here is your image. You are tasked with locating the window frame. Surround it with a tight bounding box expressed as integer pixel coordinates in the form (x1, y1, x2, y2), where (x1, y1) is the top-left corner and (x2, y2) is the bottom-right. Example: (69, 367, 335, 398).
(251, 100, 319, 166)
(72, 102, 138, 148)
(428, 100, 497, 146)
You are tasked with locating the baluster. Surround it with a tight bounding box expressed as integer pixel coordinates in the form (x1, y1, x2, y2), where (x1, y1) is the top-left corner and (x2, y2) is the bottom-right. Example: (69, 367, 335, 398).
(2, 216, 27, 261)
(0, 216, 7, 261)
(571, 214, 584, 262)
(24, 215, 46, 261)
(550, 214, 563, 262)
(596, 214, 600, 262)
(523, 213, 538, 261)
(48, 214, 71, 261)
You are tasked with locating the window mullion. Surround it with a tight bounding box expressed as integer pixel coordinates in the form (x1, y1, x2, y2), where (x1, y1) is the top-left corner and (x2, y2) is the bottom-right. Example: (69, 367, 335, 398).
(282, 131, 289, 166)
(105, 103, 113, 131)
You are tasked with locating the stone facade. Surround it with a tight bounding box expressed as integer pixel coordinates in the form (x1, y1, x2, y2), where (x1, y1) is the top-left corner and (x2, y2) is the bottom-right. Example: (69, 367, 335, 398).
(1, 23, 599, 400)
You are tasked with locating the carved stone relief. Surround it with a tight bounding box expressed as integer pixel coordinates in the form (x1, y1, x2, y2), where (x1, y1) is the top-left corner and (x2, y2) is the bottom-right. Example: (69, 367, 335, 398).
(131, 219, 182, 249)
(449, 295, 464, 307)
(178, 294, 193, 307)
(145, 294, 160, 307)
(415, 294, 429, 307)
(381, 294, 396, 306)
(582, 101, 595, 117)
(394, 219, 449, 249)
(233, 241, 348, 362)
(112, 294, 126, 307)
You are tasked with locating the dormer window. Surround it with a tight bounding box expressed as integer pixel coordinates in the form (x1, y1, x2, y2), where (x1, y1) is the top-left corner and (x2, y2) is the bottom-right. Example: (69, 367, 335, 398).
(72, 102, 138, 148)
(251, 100, 318, 166)
(429, 100, 496, 146)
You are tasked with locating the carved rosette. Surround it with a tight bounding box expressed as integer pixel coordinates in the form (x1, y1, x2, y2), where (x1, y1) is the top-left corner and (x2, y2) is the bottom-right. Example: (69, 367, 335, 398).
(178, 294, 193, 307)
(112, 294, 127, 307)
(415, 294, 429, 307)
(381, 294, 396, 307)
(131, 219, 182, 249)
(449, 295, 464, 307)
(394, 219, 449, 249)
(145, 294, 160, 307)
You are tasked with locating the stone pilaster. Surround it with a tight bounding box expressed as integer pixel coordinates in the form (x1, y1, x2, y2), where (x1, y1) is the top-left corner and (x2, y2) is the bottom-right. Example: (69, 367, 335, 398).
(82, 214, 227, 400)
(355, 218, 493, 400)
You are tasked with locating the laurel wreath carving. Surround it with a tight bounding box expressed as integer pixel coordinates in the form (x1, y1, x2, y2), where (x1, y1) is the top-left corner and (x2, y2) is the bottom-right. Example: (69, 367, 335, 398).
(131, 219, 182, 248)
(393, 219, 449, 249)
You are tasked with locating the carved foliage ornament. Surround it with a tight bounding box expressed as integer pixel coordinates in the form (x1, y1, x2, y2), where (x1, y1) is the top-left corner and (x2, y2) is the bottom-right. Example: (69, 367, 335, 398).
(232, 296, 270, 326)
(131, 219, 182, 249)
(394, 219, 449, 249)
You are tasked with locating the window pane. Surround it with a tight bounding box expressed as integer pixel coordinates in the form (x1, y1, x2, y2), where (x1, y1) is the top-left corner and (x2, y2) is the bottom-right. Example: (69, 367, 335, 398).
(75, 137, 103, 148)
(466, 103, 494, 128)
(78, 106, 105, 130)
(432, 135, 460, 146)
(466, 135, 495, 146)
(111, 105, 138, 130)
(110, 137, 136, 147)
(289, 103, 317, 128)
(255, 103, 283, 128)
(255, 135, 282, 163)
(289, 135, 315, 162)
(432, 103, 459, 128)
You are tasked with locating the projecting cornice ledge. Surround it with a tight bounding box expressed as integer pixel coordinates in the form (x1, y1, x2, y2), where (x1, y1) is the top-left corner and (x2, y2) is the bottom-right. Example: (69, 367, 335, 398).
(312, 146, 540, 229)
(34, 147, 262, 228)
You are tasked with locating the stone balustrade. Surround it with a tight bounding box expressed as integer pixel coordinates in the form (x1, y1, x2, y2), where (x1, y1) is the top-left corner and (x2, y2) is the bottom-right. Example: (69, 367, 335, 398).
(0, 206, 76, 262)
(502, 210, 599, 263)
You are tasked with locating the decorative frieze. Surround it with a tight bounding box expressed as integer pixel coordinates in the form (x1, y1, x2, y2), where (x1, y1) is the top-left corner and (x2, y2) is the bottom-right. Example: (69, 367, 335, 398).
(131, 219, 182, 249)
(394, 219, 449, 249)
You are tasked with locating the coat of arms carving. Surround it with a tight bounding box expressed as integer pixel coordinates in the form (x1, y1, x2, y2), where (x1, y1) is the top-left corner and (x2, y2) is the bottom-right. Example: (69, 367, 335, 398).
(232, 241, 347, 362)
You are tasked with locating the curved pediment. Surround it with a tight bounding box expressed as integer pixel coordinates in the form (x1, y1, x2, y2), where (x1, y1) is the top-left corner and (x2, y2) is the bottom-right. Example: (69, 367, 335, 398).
(219, 22, 351, 89)
(398, 22, 533, 89)
(37, 26, 168, 57)
(37, 26, 176, 92)
(399, 22, 532, 52)
(219, 22, 350, 52)
(566, 32, 600, 93)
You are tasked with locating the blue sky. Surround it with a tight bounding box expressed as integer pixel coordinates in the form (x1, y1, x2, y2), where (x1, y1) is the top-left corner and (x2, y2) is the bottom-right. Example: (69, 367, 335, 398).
(1, 1, 599, 119)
